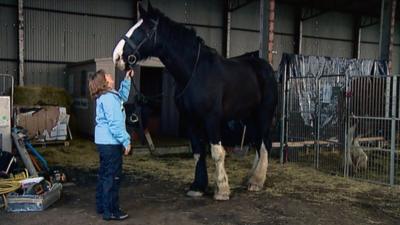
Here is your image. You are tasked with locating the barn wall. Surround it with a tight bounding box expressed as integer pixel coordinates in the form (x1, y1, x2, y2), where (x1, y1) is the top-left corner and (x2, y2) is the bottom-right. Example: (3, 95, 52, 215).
(0, 0, 135, 87)
(302, 11, 354, 58)
(360, 23, 380, 61)
(150, 0, 224, 53)
(230, 1, 296, 68)
(1, 0, 399, 88)
(0, 5, 18, 79)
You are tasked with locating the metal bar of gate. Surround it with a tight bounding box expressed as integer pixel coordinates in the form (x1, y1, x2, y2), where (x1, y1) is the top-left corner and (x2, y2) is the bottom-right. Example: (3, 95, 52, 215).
(280, 64, 288, 164)
(344, 74, 350, 177)
(390, 75, 397, 185)
(316, 78, 320, 169)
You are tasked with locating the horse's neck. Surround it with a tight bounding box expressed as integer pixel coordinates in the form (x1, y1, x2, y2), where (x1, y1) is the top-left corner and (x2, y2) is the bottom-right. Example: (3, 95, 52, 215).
(155, 24, 198, 87)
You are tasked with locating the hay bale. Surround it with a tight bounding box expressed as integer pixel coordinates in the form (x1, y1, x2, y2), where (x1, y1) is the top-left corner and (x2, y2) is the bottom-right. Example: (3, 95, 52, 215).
(14, 86, 72, 109)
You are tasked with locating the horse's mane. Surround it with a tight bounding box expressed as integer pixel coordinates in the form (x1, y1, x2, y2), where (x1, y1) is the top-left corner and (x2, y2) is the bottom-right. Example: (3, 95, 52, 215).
(150, 8, 218, 56)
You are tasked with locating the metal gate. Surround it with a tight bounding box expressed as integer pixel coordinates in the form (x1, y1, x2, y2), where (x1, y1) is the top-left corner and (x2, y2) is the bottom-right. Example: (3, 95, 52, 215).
(281, 74, 400, 185)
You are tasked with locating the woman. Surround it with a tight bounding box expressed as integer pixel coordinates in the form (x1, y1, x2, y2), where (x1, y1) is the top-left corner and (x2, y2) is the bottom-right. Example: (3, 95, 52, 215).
(88, 69, 134, 221)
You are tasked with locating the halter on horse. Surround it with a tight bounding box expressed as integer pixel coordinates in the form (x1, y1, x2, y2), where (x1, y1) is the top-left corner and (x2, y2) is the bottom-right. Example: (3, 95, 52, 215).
(113, 2, 278, 200)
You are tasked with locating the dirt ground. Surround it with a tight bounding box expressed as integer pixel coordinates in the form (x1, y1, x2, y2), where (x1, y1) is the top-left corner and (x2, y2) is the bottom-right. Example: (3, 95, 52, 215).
(1, 139, 400, 225)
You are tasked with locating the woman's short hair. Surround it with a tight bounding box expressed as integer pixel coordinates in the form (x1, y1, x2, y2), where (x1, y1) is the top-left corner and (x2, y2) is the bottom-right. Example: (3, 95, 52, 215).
(88, 69, 110, 99)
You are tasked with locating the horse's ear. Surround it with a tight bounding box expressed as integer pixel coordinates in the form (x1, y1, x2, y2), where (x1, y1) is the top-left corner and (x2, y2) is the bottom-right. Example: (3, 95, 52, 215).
(138, 2, 147, 18)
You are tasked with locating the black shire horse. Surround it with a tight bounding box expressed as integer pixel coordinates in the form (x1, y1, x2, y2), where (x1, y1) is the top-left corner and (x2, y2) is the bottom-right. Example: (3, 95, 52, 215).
(113, 3, 278, 200)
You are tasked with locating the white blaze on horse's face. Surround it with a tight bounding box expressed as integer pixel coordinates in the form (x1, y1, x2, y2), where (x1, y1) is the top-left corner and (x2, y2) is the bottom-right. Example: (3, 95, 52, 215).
(113, 19, 144, 70)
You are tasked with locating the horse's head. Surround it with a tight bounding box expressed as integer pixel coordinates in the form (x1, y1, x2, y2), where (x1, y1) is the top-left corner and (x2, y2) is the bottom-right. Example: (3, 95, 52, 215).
(113, 2, 159, 71)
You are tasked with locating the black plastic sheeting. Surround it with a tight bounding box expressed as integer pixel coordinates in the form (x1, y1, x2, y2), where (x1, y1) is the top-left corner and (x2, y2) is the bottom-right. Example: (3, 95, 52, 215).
(278, 53, 389, 134)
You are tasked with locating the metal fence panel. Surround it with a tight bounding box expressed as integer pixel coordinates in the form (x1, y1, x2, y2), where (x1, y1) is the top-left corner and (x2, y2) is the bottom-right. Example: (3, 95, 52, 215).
(316, 75, 346, 176)
(284, 77, 316, 166)
(281, 74, 400, 186)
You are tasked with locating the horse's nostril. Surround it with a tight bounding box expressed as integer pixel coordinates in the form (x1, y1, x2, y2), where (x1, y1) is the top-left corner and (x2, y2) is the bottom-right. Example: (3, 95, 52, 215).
(116, 55, 120, 61)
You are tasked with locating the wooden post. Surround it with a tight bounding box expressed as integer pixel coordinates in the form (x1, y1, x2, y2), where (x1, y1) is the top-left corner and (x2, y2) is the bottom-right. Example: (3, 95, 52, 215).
(18, 0, 24, 86)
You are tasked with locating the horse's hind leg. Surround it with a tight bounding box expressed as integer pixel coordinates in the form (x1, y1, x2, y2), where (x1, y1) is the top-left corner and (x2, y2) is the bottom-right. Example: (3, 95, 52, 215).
(247, 108, 274, 191)
(248, 141, 269, 191)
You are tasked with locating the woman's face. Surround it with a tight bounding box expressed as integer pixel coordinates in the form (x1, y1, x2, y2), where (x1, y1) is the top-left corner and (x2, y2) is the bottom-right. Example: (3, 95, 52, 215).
(105, 74, 115, 89)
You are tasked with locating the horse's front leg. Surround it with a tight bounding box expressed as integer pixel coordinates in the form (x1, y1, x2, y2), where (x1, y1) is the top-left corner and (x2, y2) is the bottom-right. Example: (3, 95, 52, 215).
(186, 126, 208, 197)
(206, 116, 230, 200)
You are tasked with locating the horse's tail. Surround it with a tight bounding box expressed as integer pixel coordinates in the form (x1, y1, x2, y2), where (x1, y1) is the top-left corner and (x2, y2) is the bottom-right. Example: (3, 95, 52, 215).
(257, 59, 279, 154)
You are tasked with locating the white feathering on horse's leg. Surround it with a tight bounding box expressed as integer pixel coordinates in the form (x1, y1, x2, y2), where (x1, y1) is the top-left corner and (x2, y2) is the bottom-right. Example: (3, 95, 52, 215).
(211, 143, 230, 200)
(249, 151, 260, 177)
(248, 142, 268, 191)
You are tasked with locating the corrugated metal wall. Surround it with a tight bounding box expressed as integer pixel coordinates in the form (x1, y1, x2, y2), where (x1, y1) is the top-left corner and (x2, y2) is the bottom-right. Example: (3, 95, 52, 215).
(0, 0, 399, 89)
(0, 0, 135, 87)
(228, 2, 399, 74)
(230, 2, 296, 68)
(151, 0, 223, 52)
(302, 11, 354, 58)
(0, 5, 18, 77)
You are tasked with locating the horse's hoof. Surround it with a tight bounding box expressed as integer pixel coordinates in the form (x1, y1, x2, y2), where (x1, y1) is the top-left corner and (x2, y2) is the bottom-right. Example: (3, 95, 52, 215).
(247, 183, 263, 192)
(214, 193, 230, 201)
(186, 190, 204, 197)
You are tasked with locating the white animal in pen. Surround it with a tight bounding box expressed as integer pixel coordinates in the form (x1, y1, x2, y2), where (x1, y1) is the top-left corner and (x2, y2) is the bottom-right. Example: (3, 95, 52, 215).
(347, 126, 368, 172)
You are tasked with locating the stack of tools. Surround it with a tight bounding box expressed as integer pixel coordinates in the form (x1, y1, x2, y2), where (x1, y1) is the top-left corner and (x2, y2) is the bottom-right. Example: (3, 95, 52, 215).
(0, 128, 66, 212)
